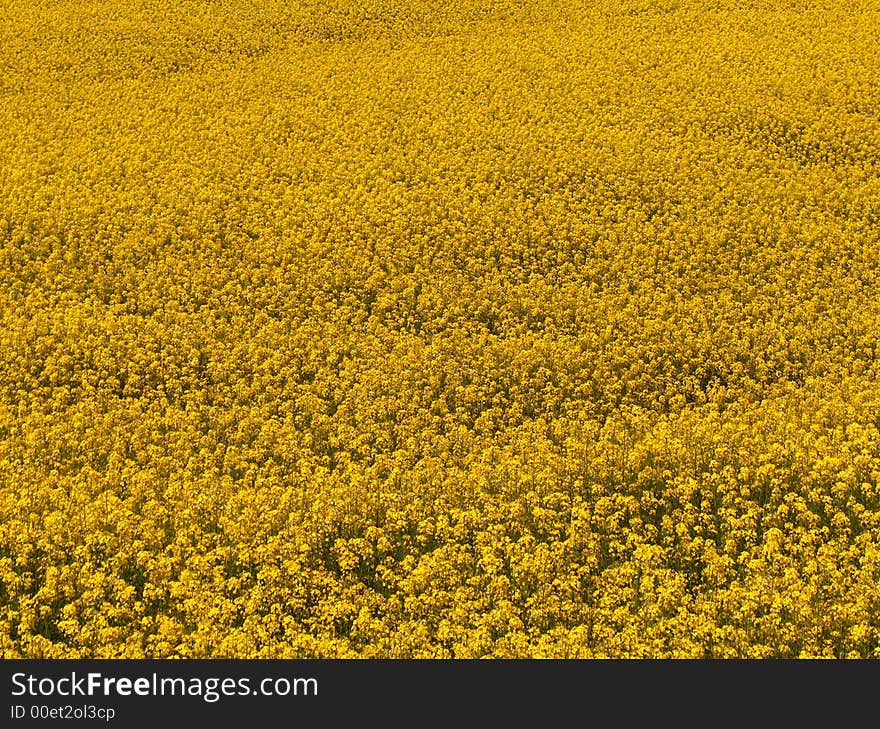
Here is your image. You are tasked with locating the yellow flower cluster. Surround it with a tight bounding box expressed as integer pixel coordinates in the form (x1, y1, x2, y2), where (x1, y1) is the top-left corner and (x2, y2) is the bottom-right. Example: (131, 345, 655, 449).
(2, 0, 880, 658)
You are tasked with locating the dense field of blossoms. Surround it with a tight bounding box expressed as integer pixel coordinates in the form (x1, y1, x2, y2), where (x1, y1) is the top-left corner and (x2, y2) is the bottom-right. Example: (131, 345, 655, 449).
(2, 0, 880, 658)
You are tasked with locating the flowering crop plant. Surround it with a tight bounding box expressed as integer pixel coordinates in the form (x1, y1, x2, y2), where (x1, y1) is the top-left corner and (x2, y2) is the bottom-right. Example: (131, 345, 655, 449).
(2, 0, 880, 658)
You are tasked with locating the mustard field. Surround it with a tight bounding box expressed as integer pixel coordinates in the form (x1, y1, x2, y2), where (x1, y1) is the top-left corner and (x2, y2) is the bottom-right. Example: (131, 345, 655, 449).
(2, 0, 880, 658)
